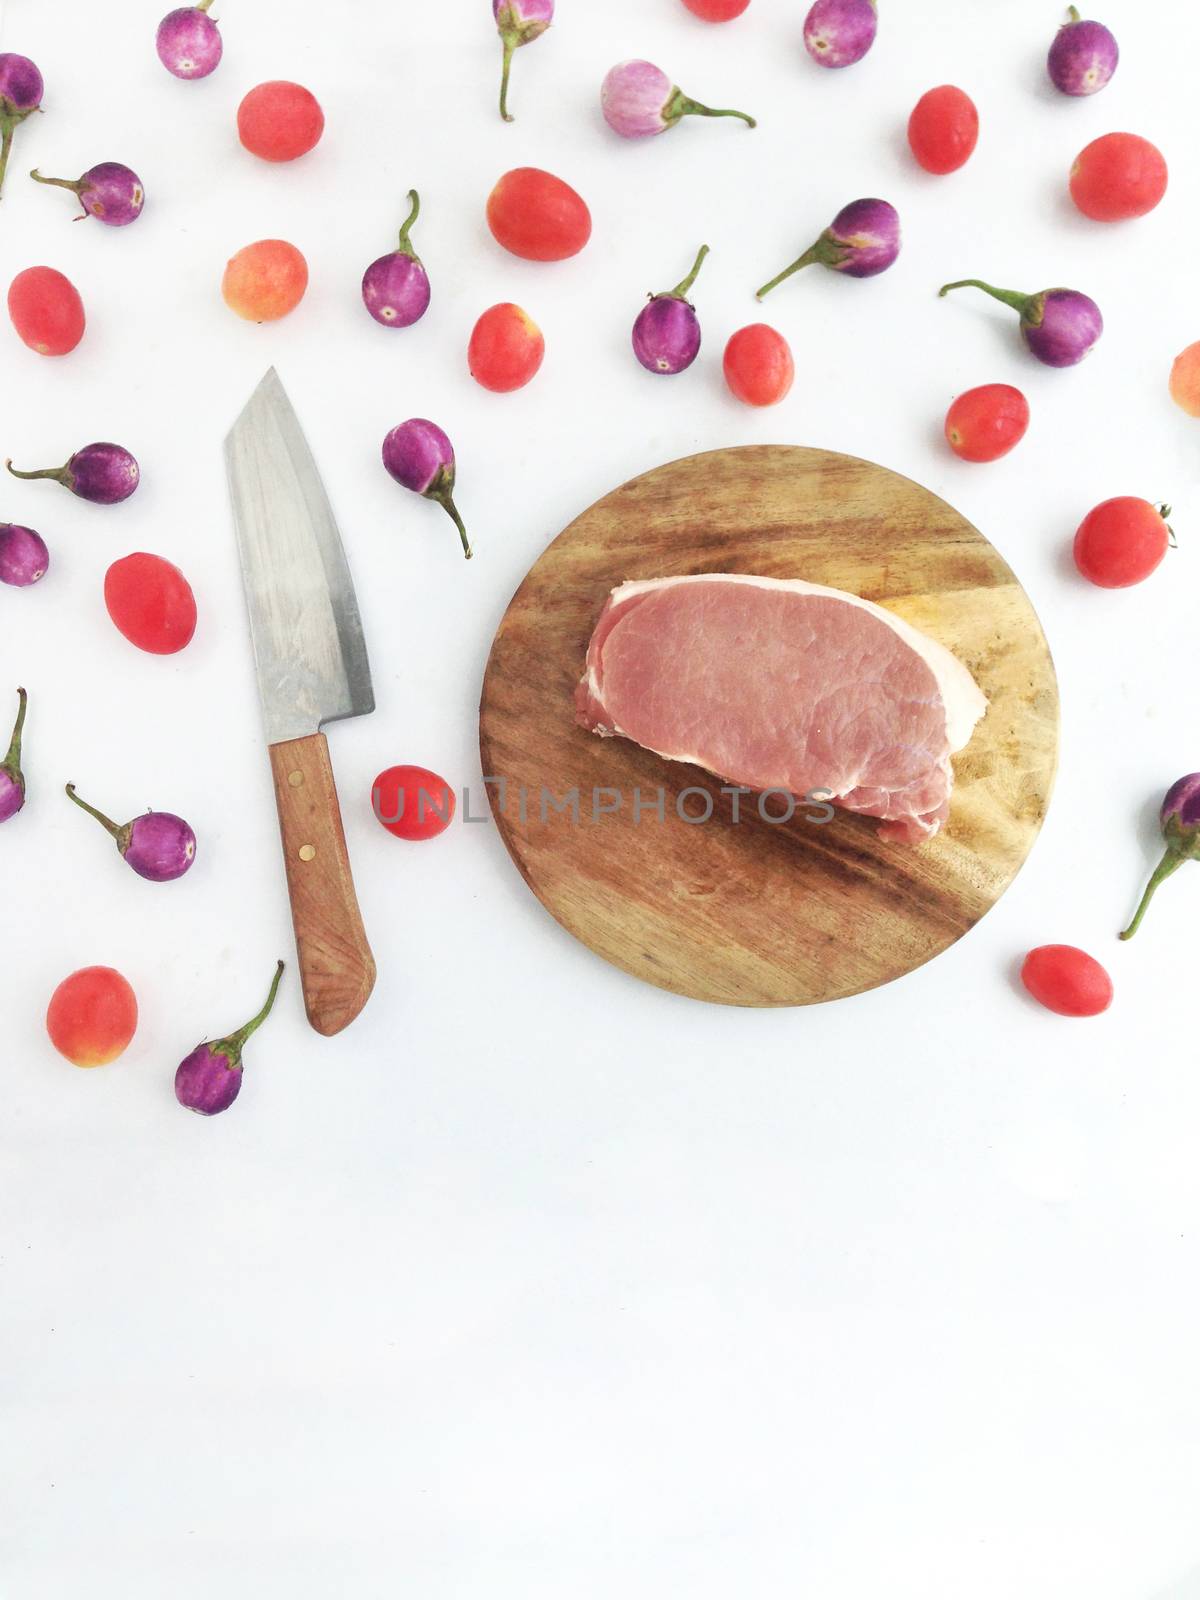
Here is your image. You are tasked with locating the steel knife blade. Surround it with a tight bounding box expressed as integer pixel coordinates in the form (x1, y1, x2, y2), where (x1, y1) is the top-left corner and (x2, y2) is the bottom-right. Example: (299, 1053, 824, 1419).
(226, 367, 374, 742)
(225, 369, 376, 1036)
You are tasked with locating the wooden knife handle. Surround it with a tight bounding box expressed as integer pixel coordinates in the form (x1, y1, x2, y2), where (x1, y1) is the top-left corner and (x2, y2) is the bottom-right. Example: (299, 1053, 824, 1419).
(269, 733, 376, 1036)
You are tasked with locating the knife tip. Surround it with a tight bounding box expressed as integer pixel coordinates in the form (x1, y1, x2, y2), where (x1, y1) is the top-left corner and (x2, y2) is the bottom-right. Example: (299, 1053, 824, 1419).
(225, 367, 288, 451)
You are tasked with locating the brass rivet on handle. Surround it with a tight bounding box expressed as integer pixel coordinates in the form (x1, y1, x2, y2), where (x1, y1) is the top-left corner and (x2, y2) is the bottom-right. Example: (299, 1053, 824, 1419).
(298, 844, 316, 862)
(288, 770, 304, 788)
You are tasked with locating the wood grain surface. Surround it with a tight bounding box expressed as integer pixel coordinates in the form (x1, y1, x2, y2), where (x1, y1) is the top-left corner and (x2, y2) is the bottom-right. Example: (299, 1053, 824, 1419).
(479, 446, 1060, 1008)
(268, 732, 376, 1035)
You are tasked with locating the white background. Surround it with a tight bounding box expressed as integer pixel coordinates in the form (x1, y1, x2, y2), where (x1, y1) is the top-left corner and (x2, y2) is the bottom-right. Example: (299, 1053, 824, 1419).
(2, 0, 1200, 1594)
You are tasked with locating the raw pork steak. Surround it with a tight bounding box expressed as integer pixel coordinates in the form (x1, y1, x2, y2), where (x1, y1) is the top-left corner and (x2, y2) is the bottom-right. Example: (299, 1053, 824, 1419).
(575, 573, 987, 843)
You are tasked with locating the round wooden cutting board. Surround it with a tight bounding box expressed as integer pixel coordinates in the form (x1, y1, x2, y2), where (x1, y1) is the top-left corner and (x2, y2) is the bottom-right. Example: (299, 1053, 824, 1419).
(479, 445, 1059, 1007)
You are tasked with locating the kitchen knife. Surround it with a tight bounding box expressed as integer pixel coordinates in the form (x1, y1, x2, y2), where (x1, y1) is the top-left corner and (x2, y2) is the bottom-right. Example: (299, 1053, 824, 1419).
(225, 368, 376, 1036)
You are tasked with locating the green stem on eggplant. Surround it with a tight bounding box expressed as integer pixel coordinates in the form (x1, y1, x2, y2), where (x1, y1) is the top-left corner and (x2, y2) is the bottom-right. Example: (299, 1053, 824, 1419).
(669, 244, 710, 300)
(228, 961, 286, 1050)
(1119, 851, 1185, 940)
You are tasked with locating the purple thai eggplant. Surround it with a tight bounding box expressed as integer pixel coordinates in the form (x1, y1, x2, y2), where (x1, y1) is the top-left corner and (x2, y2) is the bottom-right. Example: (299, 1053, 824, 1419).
(7, 442, 140, 503)
(632, 245, 709, 375)
(495, 0, 554, 122)
(602, 59, 756, 139)
(804, 0, 878, 69)
(66, 783, 197, 881)
(938, 278, 1103, 367)
(0, 54, 42, 201)
(0, 524, 48, 587)
(175, 961, 285, 1116)
(156, 3, 223, 79)
(756, 197, 900, 299)
(361, 191, 431, 328)
(0, 688, 27, 824)
(382, 419, 472, 559)
(1047, 7, 1118, 96)
(1120, 775, 1200, 939)
(31, 162, 145, 226)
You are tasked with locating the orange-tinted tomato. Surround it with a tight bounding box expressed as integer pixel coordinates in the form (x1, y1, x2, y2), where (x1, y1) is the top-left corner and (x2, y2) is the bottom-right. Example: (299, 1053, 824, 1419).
(104, 553, 198, 654)
(908, 86, 979, 175)
(1169, 341, 1200, 418)
(46, 966, 138, 1066)
(7, 266, 86, 355)
(468, 303, 545, 392)
(222, 239, 308, 322)
(486, 168, 592, 262)
(723, 323, 794, 406)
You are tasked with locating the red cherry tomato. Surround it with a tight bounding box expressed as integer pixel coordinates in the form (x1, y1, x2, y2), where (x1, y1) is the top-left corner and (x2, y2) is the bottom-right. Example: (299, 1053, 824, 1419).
(908, 86, 979, 175)
(7, 266, 86, 356)
(486, 168, 592, 262)
(104, 553, 197, 654)
(237, 80, 325, 162)
(682, 0, 750, 17)
(372, 765, 455, 841)
(723, 324, 794, 406)
(1021, 946, 1113, 1018)
(1069, 132, 1167, 221)
(944, 384, 1029, 462)
(46, 966, 138, 1066)
(468, 303, 545, 392)
(1073, 497, 1171, 588)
